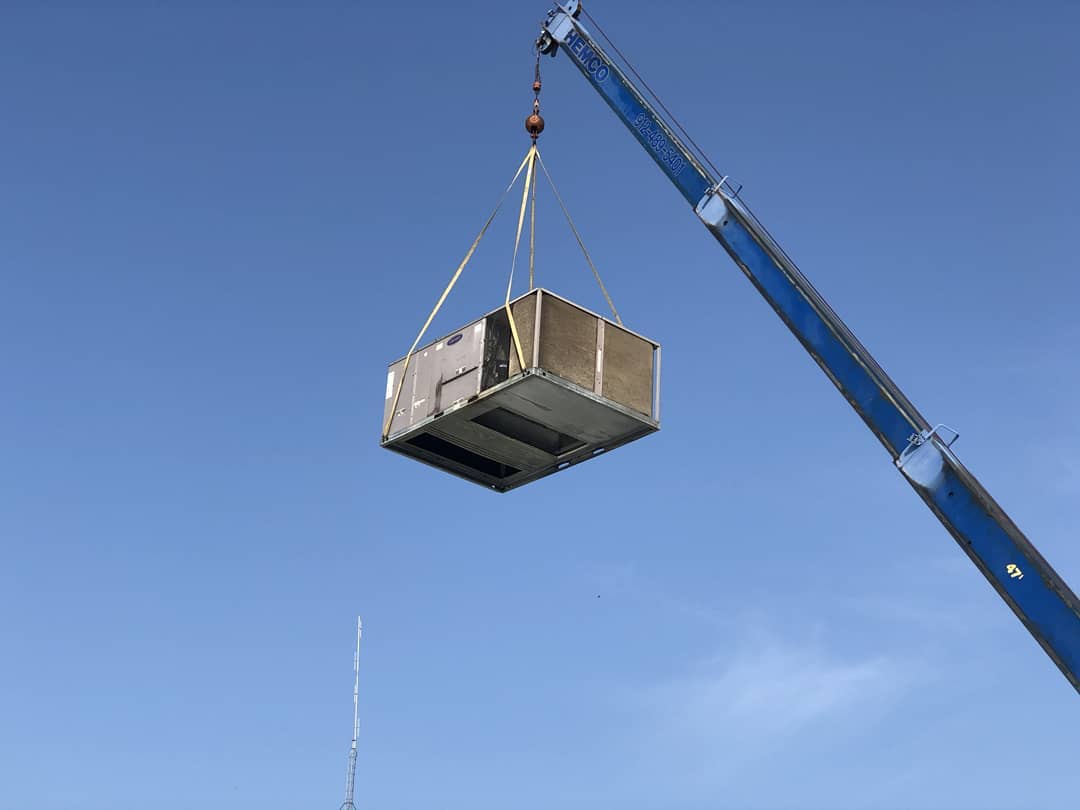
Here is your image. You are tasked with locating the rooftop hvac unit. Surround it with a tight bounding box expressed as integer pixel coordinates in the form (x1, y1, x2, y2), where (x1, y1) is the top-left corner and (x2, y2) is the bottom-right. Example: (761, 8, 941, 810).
(381, 288, 660, 491)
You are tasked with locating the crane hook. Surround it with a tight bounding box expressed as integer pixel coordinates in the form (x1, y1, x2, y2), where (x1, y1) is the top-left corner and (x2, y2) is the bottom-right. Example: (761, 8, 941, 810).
(525, 53, 545, 142)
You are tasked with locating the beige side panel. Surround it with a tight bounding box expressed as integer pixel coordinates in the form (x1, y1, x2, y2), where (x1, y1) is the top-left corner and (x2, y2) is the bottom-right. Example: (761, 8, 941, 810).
(538, 296, 598, 392)
(508, 292, 537, 376)
(602, 325, 653, 416)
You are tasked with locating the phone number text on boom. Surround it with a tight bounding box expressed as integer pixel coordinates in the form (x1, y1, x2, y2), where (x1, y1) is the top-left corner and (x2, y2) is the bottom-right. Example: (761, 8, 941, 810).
(632, 113, 686, 175)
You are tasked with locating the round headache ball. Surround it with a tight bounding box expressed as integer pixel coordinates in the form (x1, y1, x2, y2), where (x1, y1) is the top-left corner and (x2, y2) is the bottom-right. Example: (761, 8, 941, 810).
(525, 113, 545, 137)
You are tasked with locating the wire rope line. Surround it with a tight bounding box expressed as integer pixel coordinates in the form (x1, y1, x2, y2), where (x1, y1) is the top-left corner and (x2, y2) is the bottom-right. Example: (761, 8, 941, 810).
(534, 149, 622, 325)
(528, 155, 538, 289)
(579, 8, 723, 184)
(382, 147, 535, 440)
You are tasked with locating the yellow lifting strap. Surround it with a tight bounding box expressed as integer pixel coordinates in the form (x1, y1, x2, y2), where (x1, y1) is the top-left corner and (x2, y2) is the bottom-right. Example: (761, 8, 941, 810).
(382, 147, 535, 441)
(535, 149, 623, 326)
(505, 146, 538, 374)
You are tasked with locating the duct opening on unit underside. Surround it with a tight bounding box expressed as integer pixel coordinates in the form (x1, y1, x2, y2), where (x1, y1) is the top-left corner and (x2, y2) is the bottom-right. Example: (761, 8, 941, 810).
(473, 407, 585, 455)
(403, 432, 521, 480)
(404, 402, 587, 483)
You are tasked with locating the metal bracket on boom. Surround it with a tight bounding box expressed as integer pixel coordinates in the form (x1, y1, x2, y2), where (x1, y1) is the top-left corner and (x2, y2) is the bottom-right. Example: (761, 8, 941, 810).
(708, 176, 743, 197)
(694, 179, 746, 227)
(694, 184, 730, 227)
(537, 2, 581, 56)
(902, 424, 960, 455)
(897, 424, 960, 489)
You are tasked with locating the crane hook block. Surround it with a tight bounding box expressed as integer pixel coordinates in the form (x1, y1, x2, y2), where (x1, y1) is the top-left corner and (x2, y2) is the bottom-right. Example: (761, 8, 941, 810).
(525, 100, 545, 142)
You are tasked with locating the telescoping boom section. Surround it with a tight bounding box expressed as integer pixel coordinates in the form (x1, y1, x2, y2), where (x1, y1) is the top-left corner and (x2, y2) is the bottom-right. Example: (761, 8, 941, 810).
(537, 1, 1080, 692)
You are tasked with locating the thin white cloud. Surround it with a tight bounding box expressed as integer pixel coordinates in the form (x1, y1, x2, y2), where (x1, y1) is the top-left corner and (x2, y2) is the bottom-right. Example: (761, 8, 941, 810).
(586, 564, 927, 737)
(614, 635, 926, 797)
(832, 583, 985, 636)
(643, 640, 915, 741)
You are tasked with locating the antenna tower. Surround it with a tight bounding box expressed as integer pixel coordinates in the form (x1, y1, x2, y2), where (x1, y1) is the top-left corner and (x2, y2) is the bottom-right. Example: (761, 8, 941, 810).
(340, 616, 361, 810)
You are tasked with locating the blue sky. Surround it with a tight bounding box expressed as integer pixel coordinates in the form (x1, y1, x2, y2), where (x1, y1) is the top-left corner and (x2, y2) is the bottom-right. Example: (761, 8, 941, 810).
(2, 1, 1079, 808)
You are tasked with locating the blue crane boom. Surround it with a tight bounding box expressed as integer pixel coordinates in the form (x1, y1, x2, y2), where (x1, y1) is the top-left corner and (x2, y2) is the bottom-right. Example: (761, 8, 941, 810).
(537, 1, 1080, 692)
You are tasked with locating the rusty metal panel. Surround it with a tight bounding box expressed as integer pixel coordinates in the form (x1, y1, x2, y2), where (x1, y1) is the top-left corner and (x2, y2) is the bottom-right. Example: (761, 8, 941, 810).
(602, 324, 654, 416)
(537, 294, 597, 392)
